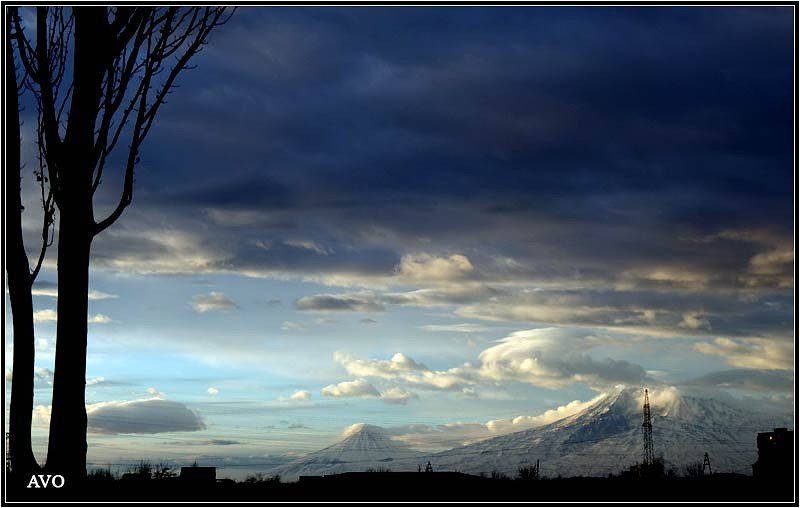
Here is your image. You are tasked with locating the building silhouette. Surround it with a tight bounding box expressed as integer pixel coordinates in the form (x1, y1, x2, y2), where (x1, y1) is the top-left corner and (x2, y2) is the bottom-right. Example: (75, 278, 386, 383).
(752, 427, 793, 480)
(180, 466, 216, 483)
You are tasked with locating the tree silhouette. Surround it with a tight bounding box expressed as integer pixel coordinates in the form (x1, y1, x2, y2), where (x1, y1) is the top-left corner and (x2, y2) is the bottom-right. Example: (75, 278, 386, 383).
(5, 13, 56, 475)
(10, 6, 231, 476)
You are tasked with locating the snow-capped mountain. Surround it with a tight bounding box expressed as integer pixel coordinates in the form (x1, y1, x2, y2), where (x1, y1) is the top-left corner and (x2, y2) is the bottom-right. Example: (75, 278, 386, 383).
(276, 423, 419, 479)
(420, 386, 792, 478)
(276, 387, 792, 480)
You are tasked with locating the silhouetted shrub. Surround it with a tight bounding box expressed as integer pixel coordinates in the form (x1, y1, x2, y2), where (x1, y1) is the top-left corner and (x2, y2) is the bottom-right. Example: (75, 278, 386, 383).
(243, 473, 281, 484)
(685, 462, 704, 479)
(491, 470, 510, 480)
(152, 462, 176, 479)
(121, 461, 152, 480)
(517, 464, 539, 481)
(87, 466, 116, 482)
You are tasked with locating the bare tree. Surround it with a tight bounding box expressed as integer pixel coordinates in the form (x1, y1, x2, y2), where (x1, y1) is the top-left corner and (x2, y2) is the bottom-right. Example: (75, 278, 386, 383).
(6, 13, 56, 475)
(152, 462, 177, 480)
(10, 6, 232, 476)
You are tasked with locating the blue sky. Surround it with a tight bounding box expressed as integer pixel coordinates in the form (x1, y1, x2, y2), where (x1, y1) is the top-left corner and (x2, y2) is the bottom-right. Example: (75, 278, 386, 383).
(4, 6, 794, 478)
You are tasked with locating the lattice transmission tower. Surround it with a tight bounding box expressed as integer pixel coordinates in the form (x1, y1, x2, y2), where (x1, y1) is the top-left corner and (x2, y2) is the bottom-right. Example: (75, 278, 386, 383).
(641, 389, 654, 466)
(702, 452, 712, 476)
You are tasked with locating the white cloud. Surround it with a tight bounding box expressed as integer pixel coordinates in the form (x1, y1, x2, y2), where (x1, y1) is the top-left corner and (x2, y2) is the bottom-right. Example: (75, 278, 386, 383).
(693, 337, 793, 370)
(678, 312, 710, 330)
(747, 243, 792, 283)
(88, 399, 205, 434)
(32, 398, 205, 434)
(334, 351, 474, 391)
(30, 285, 59, 298)
(485, 394, 606, 433)
(93, 225, 226, 275)
(374, 392, 606, 449)
(380, 387, 418, 405)
(32, 405, 52, 427)
(88, 290, 119, 300)
(389, 422, 491, 449)
(31, 282, 117, 300)
(33, 309, 112, 324)
(146, 387, 166, 399)
(290, 390, 311, 401)
(420, 323, 493, 333)
(207, 387, 220, 395)
(314, 317, 338, 325)
(88, 313, 113, 324)
(340, 422, 381, 439)
(283, 239, 332, 255)
(35, 367, 54, 386)
(477, 328, 649, 389)
(280, 320, 306, 332)
(31, 284, 58, 298)
(13, 369, 106, 389)
(321, 379, 381, 398)
(33, 309, 57, 323)
(332, 328, 648, 393)
(617, 265, 712, 290)
(396, 253, 473, 281)
(190, 292, 238, 313)
(748, 247, 793, 272)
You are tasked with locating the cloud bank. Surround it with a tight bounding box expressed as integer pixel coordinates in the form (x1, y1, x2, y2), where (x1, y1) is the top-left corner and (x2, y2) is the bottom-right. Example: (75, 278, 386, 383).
(33, 399, 206, 434)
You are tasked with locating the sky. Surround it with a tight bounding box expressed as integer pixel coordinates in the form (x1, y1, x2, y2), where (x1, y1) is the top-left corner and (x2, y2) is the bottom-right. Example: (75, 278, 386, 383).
(4, 6, 795, 478)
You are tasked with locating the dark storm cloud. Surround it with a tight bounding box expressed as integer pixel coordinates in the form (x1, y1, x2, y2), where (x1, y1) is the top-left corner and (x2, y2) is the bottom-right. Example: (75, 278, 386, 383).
(120, 7, 791, 219)
(70, 7, 792, 346)
(161, 176, 295, 210)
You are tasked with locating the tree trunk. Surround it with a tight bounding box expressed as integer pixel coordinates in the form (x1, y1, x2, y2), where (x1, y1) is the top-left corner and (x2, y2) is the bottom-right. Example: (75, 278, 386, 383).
(44, 8, 106, 477)
(6, 278, 40, 476)
(45, 202, 92, 477)
(6, 13, 41, 476)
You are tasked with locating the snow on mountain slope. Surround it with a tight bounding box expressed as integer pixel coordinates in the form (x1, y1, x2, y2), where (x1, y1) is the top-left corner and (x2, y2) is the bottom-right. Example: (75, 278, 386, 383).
(276, 423, 419, 479)
(419, 386, 792, 478)
(275, 386, 792, 480)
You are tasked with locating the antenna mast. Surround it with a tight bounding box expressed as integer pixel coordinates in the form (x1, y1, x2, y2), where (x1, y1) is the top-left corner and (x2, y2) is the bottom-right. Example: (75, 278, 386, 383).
(641, 389, 654, 466)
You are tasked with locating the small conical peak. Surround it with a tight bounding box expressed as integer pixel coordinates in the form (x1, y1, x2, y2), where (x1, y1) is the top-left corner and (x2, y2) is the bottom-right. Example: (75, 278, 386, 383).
(340, 423, 388, 439)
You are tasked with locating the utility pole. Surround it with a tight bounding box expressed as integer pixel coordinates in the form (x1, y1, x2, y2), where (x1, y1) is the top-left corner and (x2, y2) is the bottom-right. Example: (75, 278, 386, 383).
(641, 389, 654, 466)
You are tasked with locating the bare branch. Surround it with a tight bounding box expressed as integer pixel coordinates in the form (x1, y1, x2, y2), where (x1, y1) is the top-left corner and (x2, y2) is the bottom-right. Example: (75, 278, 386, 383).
(92, 14, 151, 190)
(93, 7, 231, 235)
(10, 9, 39, 82)
(33, 7, 64, 205)
(30, 192, 55, 282)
